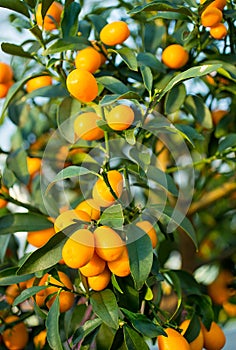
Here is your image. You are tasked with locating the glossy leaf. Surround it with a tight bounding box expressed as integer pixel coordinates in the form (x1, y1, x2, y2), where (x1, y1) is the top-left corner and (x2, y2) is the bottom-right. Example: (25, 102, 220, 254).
(100, 204, 124, 229)
(0, 0, 30, 17)
(165, 83, 186, 114)
(146, 166, 178, 196)
(137, 52, 165, 73)
(43, 37, 90, 55)
(6, 148, 29, 184)
(61, 2, 81, 38)
(111, 48, 138, 71)
(17, 231, 66, 275)
(100, 91, 141, 106)
(140, 65, 153, 93)
(1, 43, 34, 59)
(46, 294, 63, 350)
(157, 64, 222, 102)
(126, 225, 153, 290)
(129, 1, 193, 16)
(218, 133, 236, 152)
(185, 95, 212, 129)
(124, 325, 149, 350)
(0, 267, 34, 285)
(182, 314, 202, 343)
(13, 285, 48, 306)
(90, 290, 119, 330)
(97, 76, 129, 95)
(47, 165, 95, 193)
(0, 213, 53, 235)
(72, 318, 102, 345)
(121, 308, 166, 338)
(149, 204, 197, 247)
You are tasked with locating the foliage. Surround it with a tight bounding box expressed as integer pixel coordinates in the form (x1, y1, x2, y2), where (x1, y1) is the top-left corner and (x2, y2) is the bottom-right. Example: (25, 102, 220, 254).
(0, 0, 235, 349)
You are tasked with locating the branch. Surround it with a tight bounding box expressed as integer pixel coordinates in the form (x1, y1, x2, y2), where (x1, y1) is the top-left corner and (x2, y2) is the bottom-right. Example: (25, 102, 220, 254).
(188, 181, 236, 216)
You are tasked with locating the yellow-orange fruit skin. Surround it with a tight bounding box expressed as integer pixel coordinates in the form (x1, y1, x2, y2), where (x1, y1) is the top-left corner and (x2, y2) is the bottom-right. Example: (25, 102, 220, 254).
(2, 315, 29, 350)
(201, 321, 226, 350)
(157, 327, 191, 350)
(94, 226, 125, 262)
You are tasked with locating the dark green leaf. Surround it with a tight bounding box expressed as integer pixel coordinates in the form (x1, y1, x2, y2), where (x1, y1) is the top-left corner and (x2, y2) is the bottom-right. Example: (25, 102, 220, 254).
(137, 52, 165, 73)
(126, 225, 153, 290)
(47, 166, 94, 193)
(147, 166, 178, 196)
(97, 76, 129, 95)
(100, 91, 141, 106)
(61, 2, 81, 38)
(46, 294, 63, 350)
(90, 290, 119, 330)
(57, 97, 81, 142)
(158, 64, 222, 102)
(0, 213, 53, 235)
(129, 1, 193, 16)
(26, 84, 68, 99)
(185, 95, 212, 129)
(218, 133, 236, 152)
(100, 204, 124, 229)
(17, 231, 66, 275)
(0, 0, 30, 17)
(0, 267, 34, 285)
(121, 308, 166, 338)
(165, 83, 186, 114)
(175, 124, 204, 145)
(1, 43, 34, 59)
(149, 204, 197, 247)
(144, 23, 165, 54)
(2, 168, 16, 188)
(173, 270, 202, 295)
(140, 65, 153, 92)
(187, 294, 214, 330)
(6, 148, 29, 184)
(43, 37, 90, 55)
(163, 270, 182, 320)
(150, 11, 189, 20)
(182, 314, 201, 343)
(87, 14, 107, 34)
(124, 326, 149, 350)
(72, 318, 102, 345)
(13, 286, 48, 306)
(0, 235, 10, 262)
(111, 48, 138, 71)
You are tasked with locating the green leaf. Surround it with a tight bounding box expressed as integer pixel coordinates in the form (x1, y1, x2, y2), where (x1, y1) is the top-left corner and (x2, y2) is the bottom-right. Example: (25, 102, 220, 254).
(90, 290, 119, 330)
(173, 270, 202, 295)
(97, 76, 129, 95)
(165, 83, 186, 114)
(126, 225, 153, 290)
(137, 52, 165, 73)
(149, 204, 197, 247)
(163, 270, 182, 320)
(124, 325, 149, 350)
(100, 91, 141, 106)
(187, 294, 214, 330)
(17, 231, 66, 275)
(87, 14, 107, 34)
(111, 48, 138, 71)
(146, 166, 178, 196)
(61, 2, 81, 38)
(6, 148, 29, 184)
(0, 267, 34, 285)
(140, 65, 153, 93)
(46, 294, 63, 350)
(13, 286, 48, 306)
(0, 213, 53, 235)
(57, 97, 81, 142)
(43, 37, 90, 55)
(182, 314, 201, 343)
(129, 1, 193, 16)
(72, 318, 102, 345)
(150, 11, 189, 20)
(158, 64, 222, 102)
(218, 133, 236, 152)
(47, 165, 94, 193)
(0, 235, 11, 262)
(144, 23, 165, 54)
(175, 124, 204, 145)
(0, 72, 52, 123)
(0, 0, 30, 17)
(121, 308, 166, 338)
(26, 84, 68, 99)
(100, 204, 124, 229)
(2, 168, 16, 188)
(1, 43, 34, 59)
(185, 95, 213, 129)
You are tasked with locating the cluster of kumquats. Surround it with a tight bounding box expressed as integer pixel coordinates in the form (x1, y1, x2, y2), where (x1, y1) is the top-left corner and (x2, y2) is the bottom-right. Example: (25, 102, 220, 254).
(200, 0, 228, 39)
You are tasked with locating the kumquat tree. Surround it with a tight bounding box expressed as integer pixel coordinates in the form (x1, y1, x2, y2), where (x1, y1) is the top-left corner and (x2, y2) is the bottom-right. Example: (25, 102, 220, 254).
(0, 0, 236, 349)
